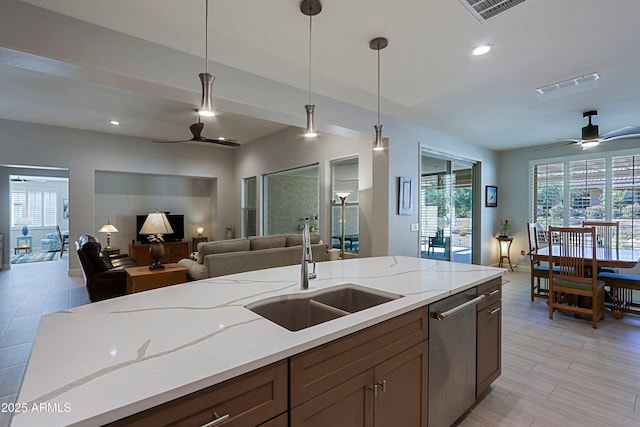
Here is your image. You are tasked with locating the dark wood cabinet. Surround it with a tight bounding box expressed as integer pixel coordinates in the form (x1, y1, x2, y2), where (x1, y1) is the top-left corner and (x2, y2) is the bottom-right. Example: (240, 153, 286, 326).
(290, 308, 429, 427)
(128, 241, 189, 265)
(374, 343, 428, 427)
(477, 280, 502, 398)
(291, 370, 375, 426)
(107, 360, 287, 427)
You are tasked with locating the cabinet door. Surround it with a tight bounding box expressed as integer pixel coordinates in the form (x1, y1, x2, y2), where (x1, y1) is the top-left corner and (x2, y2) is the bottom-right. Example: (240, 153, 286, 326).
(374, 343, 427, 427)
(477, 300, 501, 397)
(290, 370, 374, 427)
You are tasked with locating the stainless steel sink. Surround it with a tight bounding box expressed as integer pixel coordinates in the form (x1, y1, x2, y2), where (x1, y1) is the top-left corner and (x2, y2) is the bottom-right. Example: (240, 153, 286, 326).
(245, 284, 403, 331)
(311, 284, 401, 313)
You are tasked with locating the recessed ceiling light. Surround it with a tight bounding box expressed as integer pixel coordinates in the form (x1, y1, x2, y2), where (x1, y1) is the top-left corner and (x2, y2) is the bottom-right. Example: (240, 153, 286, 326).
(471, 45, 492, 56)
(109, 120, 120, 126)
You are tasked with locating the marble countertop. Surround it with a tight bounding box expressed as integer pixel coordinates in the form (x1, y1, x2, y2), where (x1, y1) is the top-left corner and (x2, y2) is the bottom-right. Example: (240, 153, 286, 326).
(11, 256, 504, 426)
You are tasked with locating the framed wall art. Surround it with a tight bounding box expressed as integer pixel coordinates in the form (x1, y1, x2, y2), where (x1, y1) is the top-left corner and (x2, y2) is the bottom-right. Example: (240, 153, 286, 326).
(398, 176, 413, 215)
(485, 186, 497, 208)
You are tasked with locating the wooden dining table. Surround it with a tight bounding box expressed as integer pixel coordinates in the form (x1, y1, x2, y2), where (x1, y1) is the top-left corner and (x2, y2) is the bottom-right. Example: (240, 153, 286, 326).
(533, 246, 640, 318)
(534, 246, 640, 269)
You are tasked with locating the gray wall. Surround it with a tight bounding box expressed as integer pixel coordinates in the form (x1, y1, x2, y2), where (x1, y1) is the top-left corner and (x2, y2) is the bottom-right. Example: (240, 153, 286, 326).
(95, 171, 216, 251)
(0, 119, 234, 273)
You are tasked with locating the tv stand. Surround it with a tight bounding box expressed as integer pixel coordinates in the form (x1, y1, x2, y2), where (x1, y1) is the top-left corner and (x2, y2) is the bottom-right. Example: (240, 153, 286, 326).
(128, 241, 189, 265)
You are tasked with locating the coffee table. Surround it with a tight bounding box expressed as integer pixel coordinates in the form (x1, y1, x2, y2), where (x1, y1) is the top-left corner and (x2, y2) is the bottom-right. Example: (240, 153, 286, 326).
(125, 263, 188, 294)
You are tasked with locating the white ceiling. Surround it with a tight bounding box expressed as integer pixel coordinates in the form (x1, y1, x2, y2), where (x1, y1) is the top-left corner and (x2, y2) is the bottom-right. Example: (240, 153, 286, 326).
(2, 0, 640, 150)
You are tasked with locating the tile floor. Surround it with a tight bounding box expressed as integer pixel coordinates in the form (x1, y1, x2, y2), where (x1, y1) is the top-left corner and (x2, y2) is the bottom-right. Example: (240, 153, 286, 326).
(0, 260, 639, 426)
(0, 255, 88, 427)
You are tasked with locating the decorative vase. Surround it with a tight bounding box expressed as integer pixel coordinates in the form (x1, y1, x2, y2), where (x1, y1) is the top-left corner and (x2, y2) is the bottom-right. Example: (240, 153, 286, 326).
(21, 225, 29, 236)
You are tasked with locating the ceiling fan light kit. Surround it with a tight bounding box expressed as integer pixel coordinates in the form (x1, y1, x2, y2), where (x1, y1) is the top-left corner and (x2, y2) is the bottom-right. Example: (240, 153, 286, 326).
(198, 0, 216, 118)
(371, 37, 388, 151)
(301, 0, 321, 138)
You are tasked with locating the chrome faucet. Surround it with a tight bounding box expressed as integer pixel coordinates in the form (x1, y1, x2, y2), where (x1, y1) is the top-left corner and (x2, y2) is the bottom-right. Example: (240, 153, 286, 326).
(301, 224, 316, 290)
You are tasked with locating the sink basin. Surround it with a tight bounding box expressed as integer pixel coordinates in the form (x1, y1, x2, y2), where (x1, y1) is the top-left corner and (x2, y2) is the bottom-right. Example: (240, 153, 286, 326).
(245, 284, 403, 331)
(312, 284, 401, 313)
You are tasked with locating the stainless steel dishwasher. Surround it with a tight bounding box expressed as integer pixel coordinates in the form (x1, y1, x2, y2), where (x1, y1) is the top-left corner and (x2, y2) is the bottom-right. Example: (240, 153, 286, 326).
(428, 287, 486, 427)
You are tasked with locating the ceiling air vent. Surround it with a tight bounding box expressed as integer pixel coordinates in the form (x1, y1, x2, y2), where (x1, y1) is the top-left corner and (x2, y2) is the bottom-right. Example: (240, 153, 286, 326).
(458, 0, 528, 22)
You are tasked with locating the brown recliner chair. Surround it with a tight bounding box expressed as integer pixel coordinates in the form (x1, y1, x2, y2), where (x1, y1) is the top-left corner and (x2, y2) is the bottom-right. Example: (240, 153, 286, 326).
(75, 235, 140, 302)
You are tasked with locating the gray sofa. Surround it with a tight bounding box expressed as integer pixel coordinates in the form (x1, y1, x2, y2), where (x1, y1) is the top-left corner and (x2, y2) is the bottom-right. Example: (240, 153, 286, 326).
(178, 234, 327, 281)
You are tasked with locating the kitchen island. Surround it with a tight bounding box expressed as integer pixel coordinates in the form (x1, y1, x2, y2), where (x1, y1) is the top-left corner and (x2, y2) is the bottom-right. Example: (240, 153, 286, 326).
(11, 256, 504, 426)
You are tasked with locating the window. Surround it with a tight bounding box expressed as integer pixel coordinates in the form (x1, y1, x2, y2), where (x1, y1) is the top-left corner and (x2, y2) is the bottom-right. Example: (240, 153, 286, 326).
(242, 177, 257, 237)
(11, 189, 58, 228)
(262, 164, 319, 235)
(532, 151, 640, 249)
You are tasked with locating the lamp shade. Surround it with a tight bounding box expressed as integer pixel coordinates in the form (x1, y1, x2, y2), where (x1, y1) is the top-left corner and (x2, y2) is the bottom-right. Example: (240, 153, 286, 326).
(196, 226, 205, 236)
(98, 222, 119, 233)
(335, 192, 350, 200)
(140, 211, 174, 235)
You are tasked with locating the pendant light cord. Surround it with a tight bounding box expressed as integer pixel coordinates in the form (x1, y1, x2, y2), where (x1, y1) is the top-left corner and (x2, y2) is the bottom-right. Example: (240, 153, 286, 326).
(308, 11, 313, 105)
(205, 0, 209, 73)
(377, 47, 381, 125)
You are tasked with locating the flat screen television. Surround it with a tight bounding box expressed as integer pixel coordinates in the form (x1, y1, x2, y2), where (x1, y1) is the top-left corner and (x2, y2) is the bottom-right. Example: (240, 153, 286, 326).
(136, 213, 185, 243)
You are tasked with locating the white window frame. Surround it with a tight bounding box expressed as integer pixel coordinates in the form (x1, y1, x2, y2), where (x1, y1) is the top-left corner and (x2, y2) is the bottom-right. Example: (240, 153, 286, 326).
(530, 147, 640, 249)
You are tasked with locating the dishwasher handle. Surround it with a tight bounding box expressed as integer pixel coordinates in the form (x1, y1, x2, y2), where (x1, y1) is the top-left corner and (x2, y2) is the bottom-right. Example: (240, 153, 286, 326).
(432, 294, 486, 320)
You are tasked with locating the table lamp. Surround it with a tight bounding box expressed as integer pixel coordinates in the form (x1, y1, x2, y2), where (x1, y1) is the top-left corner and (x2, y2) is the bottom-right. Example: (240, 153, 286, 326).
(98, 221, 119, 250)
(335, 192, 351, 259)
(140, 210, 174, 270)
(196, 226, 204, 237)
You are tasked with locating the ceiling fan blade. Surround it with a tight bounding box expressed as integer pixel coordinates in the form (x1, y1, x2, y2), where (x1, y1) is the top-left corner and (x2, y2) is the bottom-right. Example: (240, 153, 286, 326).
(153, 139, 193, 143)
(549, 138, 583, 143)
(199, 137, 240, 147)
(599, 126, 640, 139)
(601, 132, 640, 142)
(535, 141, 576, 151)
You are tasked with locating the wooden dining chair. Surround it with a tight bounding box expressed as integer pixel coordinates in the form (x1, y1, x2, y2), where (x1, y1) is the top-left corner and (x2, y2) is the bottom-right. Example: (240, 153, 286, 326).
(582, 221, 619, 273)
(527, 222, 551, 301)
(548, 226, 605, 329)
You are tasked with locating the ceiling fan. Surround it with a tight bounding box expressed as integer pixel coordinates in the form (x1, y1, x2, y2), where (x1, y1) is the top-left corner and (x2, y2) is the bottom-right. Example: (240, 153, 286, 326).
(552, 110, 640, 150)
(10, 176, 46, 183)
(154, 117, 240, 147)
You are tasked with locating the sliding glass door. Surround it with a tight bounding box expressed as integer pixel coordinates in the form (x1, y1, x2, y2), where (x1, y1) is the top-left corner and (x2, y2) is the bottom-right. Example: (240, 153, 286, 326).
(420, 151, 476, 263)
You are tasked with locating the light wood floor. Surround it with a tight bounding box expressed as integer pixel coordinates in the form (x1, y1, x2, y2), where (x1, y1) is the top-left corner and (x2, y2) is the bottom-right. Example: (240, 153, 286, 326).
(460, 270, 640, 427)
(1, 263, 639, 426)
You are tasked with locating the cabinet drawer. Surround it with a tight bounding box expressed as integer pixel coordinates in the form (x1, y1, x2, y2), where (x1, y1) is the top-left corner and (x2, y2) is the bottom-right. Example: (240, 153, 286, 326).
(477, 278, 502, 311)
(290, 307, 428, 407)
(108, 360, 287, 427)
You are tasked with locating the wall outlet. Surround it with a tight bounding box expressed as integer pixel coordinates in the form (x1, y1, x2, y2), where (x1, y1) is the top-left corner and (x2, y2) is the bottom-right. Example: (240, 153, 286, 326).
(410, 223, 419, 232)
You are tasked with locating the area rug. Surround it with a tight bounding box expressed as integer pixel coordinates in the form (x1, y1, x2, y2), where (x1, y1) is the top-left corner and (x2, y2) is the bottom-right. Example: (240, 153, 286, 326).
(11, 251, 58, 264)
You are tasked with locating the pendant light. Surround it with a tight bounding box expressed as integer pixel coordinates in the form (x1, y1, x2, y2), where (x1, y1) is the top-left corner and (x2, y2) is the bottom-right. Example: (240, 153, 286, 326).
(198, 0, 215, 117)
(300, 0, 322, 138)
(370, 37, 388, 151)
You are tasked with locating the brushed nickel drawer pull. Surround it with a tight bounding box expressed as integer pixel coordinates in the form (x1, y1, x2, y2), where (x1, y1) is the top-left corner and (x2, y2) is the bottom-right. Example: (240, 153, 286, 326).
(489, 307, 501, 315)
(201, 412, 230, 427)
(378, 379, 387, 392)
(487, 289, 500, 296)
